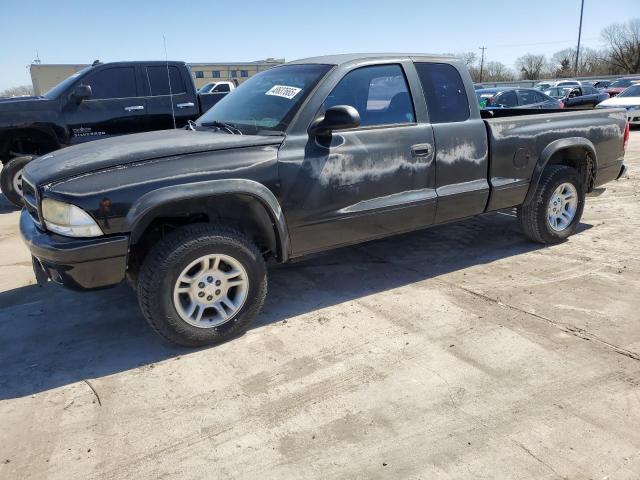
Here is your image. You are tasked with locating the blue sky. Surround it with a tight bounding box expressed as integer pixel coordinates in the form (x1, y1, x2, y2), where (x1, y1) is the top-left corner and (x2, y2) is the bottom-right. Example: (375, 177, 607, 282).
(1, 0, 638, 91)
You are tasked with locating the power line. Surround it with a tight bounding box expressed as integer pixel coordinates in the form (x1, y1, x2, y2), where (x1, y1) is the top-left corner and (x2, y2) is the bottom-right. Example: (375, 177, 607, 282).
(463, 37, 598, 51)
(479, 46, 487, 82)
(575, 0, 585, 75)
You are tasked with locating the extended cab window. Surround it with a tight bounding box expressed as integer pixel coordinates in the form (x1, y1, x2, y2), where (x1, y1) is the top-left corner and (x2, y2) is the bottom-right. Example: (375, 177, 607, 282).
(146, 66, 186, 96)
(415, 63, 470, 123)
(84, 67, 137, 99)
(323, 65, 415, 127)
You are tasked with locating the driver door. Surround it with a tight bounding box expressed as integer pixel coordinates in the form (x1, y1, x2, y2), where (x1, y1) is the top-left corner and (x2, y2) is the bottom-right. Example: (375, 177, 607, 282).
(278, 63, 437, 256)
(62, 65, 148, 145)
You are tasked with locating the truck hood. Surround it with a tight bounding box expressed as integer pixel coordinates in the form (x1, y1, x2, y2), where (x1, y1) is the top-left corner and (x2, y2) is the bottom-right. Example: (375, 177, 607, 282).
(0, 96, 55, 113)
(24, 128, 284, 186)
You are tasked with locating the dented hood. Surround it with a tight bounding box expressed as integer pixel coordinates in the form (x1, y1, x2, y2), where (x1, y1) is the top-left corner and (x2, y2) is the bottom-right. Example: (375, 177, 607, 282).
(24, 128, 283, 186)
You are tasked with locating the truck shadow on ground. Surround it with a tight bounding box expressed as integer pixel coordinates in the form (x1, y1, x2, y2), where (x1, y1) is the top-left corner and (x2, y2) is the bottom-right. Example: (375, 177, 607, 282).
(0, 212, 592, 399)
(0, 194, 20, 214)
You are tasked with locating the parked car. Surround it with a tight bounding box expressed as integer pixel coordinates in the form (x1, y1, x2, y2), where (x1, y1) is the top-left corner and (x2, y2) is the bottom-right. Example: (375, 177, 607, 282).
(19, 53, 629, 346)
(605, 77, 640, 97)
(0, 61, 230, 206)
(596, 84, 640, 125)
(543, 85, 609, 108)
(535, 80, 581, 90)
(555, 79, 581, 87)
(534, 82, 553, 90)
(592, 80, 612, 90)
(476, 88, 563, 109)
(197, 81, 236, 94)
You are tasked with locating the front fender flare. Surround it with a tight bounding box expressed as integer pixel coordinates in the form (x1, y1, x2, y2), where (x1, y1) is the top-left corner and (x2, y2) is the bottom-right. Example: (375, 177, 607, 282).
(524, 137, 597, 205)
(125, 179, 290, 262)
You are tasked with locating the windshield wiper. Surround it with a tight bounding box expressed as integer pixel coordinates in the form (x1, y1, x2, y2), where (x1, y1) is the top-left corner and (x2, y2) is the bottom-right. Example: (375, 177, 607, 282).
(200, 121, 243, 135)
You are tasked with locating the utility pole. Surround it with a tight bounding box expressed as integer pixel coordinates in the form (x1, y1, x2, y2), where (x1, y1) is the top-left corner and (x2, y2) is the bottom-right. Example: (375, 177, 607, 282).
(479, 46, 487, 83)
(575, 0, 584, 76)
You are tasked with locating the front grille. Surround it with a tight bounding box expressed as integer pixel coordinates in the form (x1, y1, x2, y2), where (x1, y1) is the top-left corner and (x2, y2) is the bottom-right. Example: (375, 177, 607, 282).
(21, 176, 42, 228)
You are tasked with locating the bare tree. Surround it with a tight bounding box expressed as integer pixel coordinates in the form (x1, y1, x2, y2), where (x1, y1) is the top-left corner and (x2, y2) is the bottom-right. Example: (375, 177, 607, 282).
(550, 49, 575, 77)
(601, 18, 640, 73)
(453, 51, 480, 81)
(0, 85, 33, 97)
(483, 61, 515, 81)
(516, 54, 547, 80)
(456, 51, 478, 68)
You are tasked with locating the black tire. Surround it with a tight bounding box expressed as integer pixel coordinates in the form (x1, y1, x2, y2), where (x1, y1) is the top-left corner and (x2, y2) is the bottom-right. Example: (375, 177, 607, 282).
(137, 224, 267, 347)
(0, 156, 33, 207)
(517, 165, 585, 244)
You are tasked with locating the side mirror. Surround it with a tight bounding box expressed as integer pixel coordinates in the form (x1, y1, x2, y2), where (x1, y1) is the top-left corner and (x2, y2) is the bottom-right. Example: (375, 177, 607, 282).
(71, 84, 92, 103)
(309, 105, 360, 136)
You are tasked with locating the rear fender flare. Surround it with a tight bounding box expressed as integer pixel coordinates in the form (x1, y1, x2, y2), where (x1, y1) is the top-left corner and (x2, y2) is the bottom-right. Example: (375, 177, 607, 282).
(524, 137, 597, 204)
(126, 179, 290, 262)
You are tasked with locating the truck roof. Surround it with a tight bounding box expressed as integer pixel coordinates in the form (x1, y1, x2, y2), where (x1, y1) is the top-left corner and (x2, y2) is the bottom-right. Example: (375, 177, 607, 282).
(288, 53, 456, 66)
(89, 60, 187, 67)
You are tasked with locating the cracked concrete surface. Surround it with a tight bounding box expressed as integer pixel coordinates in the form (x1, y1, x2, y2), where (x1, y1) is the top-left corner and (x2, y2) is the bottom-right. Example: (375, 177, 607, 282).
(0, 132, 639, 479)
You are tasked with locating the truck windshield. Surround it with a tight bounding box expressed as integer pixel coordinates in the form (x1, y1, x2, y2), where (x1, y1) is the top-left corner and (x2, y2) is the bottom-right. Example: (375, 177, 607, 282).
(197, 64, 332, 134)
(42, 67, 92, 99)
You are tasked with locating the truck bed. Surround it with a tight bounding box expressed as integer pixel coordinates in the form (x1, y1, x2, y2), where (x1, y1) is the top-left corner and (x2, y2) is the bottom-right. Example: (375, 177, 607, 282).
(482, 107, 628, 212)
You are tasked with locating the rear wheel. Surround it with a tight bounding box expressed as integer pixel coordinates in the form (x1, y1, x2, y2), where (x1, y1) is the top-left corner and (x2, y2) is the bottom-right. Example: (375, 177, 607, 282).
(517, 165, 585, 244)
(137, 224, 267, 347)
(0, 156, 33, 207)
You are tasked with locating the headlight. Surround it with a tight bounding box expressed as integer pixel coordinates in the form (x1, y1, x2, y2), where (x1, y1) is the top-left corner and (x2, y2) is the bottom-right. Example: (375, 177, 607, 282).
(42, 198, 103, 237)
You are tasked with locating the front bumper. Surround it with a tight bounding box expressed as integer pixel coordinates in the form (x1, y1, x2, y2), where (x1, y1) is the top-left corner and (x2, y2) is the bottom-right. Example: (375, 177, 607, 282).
(20, 209, 129, 290)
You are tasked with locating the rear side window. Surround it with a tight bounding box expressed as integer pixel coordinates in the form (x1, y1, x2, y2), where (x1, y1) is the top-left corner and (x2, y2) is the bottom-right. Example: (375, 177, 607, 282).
(494, 91, 518, 107)
(323, 64, 415, 127)
(535, 91, 551, 102)
(146, 66, 186, 96)
(84, 67, 137, 99)
(415, 63, 470, 123)
(518, 90, 540, 105)
(213, 83, 230, 93)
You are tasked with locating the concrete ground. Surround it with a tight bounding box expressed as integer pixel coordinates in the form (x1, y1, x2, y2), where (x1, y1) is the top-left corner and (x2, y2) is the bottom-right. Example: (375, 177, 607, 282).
(0, 132, 639, 480)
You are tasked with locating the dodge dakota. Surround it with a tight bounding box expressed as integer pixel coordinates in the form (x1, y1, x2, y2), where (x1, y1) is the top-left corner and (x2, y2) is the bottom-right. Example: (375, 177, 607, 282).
(19, 53, 629, 346)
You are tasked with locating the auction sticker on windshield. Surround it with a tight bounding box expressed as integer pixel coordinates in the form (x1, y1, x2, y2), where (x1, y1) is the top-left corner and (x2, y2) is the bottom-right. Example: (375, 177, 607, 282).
(266, 85, 302, 100)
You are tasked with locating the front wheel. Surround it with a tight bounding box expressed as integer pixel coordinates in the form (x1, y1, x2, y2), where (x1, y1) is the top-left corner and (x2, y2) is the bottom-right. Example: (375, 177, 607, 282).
(517, 165, 585, 244)
(137, 224, 267, 347)
(1, 156, 33, 207)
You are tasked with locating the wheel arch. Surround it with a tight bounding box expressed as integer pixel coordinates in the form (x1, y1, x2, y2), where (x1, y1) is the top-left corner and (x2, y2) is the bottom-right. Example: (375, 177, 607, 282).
(0, 126, 61, 163)
(524, 137, 597, 204)
(126, 179, 290, 263)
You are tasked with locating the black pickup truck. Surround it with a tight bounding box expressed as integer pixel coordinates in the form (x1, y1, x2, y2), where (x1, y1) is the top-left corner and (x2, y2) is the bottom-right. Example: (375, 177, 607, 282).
(19, 53, 629, 347)
(0, 60, 225, 205)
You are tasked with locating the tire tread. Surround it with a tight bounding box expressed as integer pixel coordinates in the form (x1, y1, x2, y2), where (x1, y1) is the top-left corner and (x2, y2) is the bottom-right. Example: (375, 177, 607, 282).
(137, 223, 267, 346)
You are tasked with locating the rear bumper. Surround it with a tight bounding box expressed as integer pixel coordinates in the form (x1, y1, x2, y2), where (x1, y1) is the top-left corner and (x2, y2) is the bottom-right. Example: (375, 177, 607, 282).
(20, 209, 129, 290)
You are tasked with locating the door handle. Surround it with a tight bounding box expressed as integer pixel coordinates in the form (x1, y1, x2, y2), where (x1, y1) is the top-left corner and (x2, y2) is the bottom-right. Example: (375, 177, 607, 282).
(176, 102, 195, 108)
(124, 105, 144, 111)
(411, 144, 432, 158)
